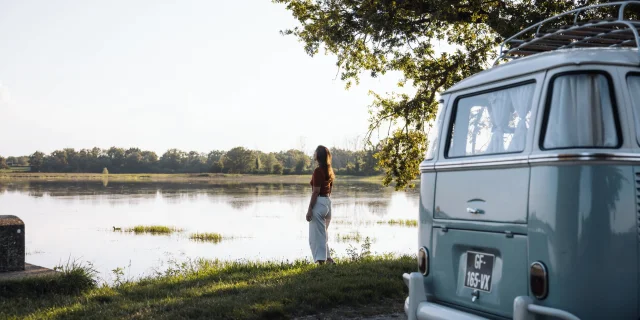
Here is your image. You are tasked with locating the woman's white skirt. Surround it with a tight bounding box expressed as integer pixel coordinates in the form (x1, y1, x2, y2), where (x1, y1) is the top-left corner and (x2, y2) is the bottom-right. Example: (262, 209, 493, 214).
(309, 196, 332, 262)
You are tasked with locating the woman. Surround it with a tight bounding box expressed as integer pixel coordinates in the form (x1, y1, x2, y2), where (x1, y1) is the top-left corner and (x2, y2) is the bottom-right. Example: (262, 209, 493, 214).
(306, 145, 335, 264)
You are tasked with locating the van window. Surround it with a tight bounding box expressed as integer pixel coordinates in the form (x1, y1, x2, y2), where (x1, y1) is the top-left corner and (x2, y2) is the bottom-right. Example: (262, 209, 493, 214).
(447, 83, 535, 157)
(543, 73, 618, 149)
(626, 75, 640, 145)
(425, 100, 445, 160)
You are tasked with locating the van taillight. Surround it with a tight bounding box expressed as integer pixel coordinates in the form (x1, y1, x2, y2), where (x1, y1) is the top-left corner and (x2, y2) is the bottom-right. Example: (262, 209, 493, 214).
(418, 247, 429, 276)
(530, 261, 548, 299)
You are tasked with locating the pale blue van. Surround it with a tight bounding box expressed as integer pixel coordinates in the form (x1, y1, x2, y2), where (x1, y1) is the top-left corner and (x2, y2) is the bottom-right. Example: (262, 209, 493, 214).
(404, 2, 640, 319)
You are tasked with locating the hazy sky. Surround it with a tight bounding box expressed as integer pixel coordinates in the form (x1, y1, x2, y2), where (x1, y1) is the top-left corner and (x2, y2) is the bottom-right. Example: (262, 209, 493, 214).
(0, 0, 419, 156)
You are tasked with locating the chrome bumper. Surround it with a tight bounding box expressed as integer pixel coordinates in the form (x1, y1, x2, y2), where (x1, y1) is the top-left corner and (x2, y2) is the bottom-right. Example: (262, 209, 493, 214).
(403, 272, 581, 320)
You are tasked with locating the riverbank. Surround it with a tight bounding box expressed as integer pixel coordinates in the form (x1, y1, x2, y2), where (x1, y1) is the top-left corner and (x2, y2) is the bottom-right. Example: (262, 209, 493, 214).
(0, 172, 384, 184)
(0, 255, 413, 319)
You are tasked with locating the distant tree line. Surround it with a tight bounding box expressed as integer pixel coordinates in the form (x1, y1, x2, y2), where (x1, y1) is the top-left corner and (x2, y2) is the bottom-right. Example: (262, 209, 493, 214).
(0, 146, 382, 176)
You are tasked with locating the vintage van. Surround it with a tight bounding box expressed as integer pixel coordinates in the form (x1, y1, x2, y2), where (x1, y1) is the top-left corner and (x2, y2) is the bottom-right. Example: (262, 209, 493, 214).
(403, 2, 640, 320)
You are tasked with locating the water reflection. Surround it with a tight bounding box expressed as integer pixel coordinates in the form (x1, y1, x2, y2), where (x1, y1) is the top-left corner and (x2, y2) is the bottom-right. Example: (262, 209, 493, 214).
(0, 180, 419, 282)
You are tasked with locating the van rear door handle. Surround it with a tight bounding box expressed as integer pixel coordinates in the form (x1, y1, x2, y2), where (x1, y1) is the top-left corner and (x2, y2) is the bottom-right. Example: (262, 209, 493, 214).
(467, 207, 484, 214)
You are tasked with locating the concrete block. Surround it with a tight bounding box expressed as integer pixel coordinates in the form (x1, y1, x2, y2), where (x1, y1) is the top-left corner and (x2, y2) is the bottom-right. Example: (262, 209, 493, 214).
(0, 216, 25, 272)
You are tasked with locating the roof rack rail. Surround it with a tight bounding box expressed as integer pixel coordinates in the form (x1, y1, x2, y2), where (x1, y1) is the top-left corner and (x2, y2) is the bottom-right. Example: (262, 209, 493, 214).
(494, 1, 640, 66)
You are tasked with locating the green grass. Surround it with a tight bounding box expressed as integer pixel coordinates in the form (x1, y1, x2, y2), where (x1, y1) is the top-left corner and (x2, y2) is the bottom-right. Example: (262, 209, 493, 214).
(377, 219, 418, 227)
(123, 225, 182, 235)
(189, 232, 224, 243)
(0, 260, 96, 299)
(0, 255, 414, 319)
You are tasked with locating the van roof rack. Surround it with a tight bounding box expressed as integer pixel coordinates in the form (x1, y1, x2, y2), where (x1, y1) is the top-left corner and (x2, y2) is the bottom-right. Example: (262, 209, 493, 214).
(494, 1, 640, 65)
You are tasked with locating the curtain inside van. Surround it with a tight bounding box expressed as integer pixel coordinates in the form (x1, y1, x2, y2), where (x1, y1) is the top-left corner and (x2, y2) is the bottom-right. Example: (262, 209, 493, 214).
(448, 83, 534, 157)
(544, 74, 617, 149)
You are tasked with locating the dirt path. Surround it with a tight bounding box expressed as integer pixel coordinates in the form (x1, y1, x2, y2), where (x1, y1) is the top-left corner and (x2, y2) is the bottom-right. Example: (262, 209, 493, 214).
(294, 300, 406, 320)
(297, 312, 405, 320)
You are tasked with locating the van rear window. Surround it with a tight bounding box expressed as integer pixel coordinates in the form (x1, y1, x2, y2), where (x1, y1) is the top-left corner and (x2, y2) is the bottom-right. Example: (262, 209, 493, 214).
(626, 75, 640, 145)
(543, 73, 618, 149)
(447, 83, 535, 158)
(425, 100, 445, 160)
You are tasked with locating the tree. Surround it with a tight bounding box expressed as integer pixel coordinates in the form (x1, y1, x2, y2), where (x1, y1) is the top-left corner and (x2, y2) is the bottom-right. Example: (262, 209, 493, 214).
(106, 147, 126, 172)
(223, 147, 254, 173)
(45, 149, 70, 172)
(273, 162, 284, 175)
(254, 155, 262, 173)
(262, 153, 279, 174)
(16, 156, 29, 166)
(125, 149, 143, 173)
(29, 151, 45, 172)
(276, 149, 311, 173)
(0, 156, 8, 169)
(295, 157, 310, 174)
(6, 156, 16, 166)
(160, 149, 187, 173)
(186, 151, 207, 173)
(274, 0, 596, 188)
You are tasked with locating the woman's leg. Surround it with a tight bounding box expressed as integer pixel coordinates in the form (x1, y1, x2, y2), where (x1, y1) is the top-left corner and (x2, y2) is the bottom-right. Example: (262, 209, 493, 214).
(325, 204, 334, 264)
(309, 200, 329, 263)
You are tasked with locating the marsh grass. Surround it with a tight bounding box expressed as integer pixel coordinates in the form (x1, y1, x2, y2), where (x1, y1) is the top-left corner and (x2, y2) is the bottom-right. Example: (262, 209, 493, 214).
(0, 259, 97, 298)
(331, 220, 376, 226)
(124, 225, 183, 235)
(189, 232, 224, 243)
(336, 232, 364, 243)
(377, 219, 418, 227)
(0, 255, 414, 319)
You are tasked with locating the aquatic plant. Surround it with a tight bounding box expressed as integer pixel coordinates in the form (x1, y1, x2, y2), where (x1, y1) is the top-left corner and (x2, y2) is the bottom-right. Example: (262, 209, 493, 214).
(335, 232, 363, 243)
(189, 232, 224, 243)
(125, 225, 182, 235)
(377, 219, 418, 227)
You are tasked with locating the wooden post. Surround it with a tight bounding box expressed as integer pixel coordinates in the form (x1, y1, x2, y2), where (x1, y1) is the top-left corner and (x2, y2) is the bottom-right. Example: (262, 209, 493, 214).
(0, 216, 25, 272)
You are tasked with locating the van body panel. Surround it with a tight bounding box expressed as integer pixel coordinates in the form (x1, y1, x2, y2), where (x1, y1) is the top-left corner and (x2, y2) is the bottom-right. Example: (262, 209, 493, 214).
(419, 171, 436, 248)
(430, 228, 528, 318)
(434, 167, 529, 223)
(527, 164, 638, 318)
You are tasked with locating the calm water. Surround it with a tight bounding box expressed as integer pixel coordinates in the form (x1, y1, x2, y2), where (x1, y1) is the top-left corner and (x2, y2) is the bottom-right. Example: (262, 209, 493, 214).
(0, 180, 419, 282)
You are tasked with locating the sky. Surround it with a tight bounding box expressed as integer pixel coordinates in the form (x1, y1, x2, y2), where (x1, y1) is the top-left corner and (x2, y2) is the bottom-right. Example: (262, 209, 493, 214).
(0, 0, 425, 157)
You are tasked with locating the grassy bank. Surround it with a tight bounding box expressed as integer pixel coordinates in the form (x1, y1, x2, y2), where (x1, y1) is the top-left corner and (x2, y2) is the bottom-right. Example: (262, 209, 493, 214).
(0, 172, 384, 184)
(0, 255, 414, 319)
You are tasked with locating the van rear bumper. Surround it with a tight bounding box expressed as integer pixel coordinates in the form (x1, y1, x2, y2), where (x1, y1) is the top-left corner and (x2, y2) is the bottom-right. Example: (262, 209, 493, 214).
(403, 272, 581, 320)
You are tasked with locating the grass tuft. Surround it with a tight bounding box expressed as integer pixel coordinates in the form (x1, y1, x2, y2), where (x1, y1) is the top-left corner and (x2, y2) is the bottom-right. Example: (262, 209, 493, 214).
(189, 232, 224, 243)
(377, 219, 418, 227)
(0, 259, 97, 298)
(124, 225, 183, 235)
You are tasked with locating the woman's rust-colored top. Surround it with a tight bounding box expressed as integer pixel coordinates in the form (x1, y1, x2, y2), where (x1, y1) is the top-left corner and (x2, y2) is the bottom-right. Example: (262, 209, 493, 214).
(310, 167, 332, 196)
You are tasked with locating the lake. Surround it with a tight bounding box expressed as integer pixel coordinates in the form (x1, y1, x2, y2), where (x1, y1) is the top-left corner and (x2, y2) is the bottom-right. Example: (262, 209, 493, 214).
(0, 179, 419, 283)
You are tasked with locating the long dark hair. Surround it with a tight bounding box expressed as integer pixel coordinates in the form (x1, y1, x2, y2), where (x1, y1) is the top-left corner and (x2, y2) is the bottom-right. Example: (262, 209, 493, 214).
(315, 145, 335, 182)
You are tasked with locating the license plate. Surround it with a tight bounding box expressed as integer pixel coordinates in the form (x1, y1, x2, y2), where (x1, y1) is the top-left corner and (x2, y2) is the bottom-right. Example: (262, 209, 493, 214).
(464, 251, 495, 292)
